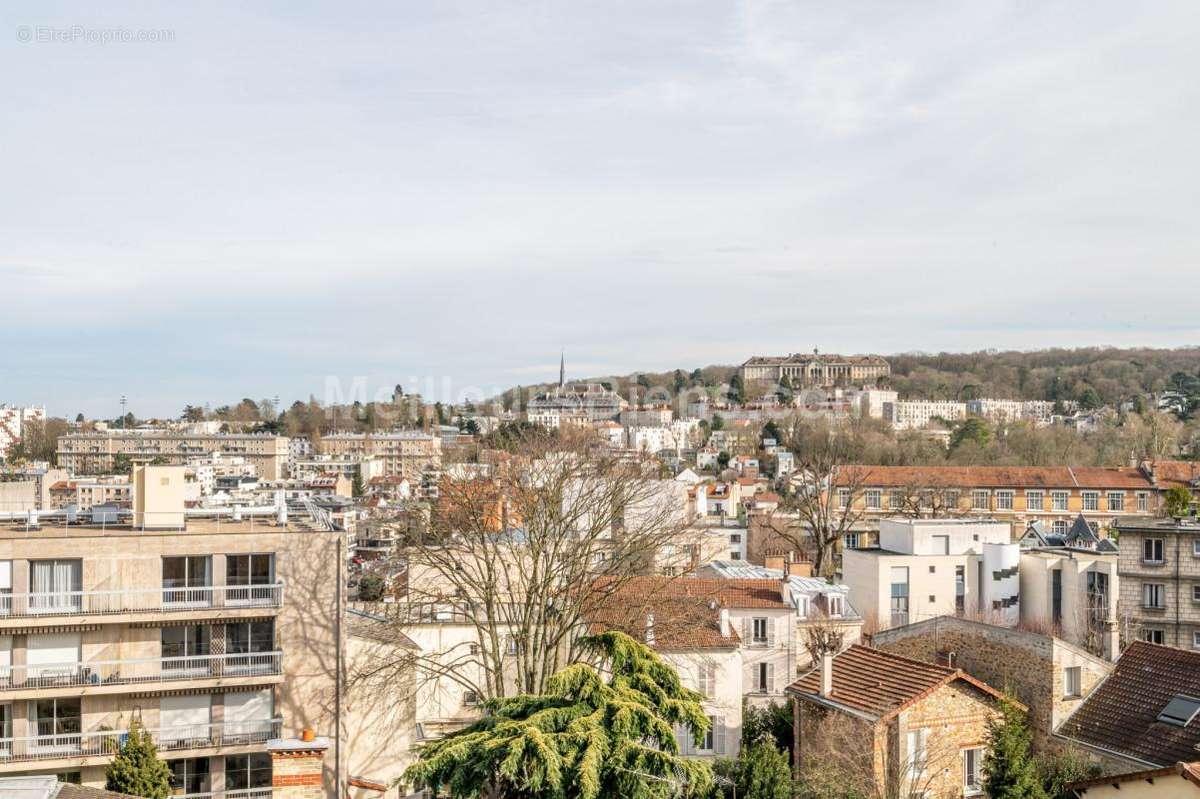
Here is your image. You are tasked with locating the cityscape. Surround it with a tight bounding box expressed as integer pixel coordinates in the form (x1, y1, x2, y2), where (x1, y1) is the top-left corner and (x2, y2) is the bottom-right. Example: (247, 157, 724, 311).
(4, 3, 1200, 799)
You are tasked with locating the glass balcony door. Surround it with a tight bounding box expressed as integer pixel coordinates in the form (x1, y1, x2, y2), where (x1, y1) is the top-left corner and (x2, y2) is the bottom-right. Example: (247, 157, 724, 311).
(225, 555, 274, 606)
(163, 557, 213, 607)
(29, 561, 82, 613)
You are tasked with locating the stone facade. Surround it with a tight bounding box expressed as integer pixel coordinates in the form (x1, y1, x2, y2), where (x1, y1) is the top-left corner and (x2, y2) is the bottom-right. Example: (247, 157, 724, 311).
(1114, 517, 1200, 649)
(869, 616, 1111, 747)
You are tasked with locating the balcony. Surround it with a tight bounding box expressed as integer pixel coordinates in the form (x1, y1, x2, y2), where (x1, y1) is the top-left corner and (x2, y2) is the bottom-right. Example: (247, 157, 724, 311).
(0, 583, 284, 620)
(178, 792, 272, 799)
(0, 651, 283, 694)
(0, 718, 282, 764)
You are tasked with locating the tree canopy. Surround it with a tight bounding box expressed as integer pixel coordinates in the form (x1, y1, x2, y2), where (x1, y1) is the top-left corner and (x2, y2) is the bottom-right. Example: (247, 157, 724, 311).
(404, 631, 713, 799)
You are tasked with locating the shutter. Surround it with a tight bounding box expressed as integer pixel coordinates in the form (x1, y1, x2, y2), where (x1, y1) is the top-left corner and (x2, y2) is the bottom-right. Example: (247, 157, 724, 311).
(160, 694, 211, 741)
(741, 617, 751, 643)
(767, 617, 776, 648)
(225, 689, 273, 737)
(27, 632, 81, 677)
(0, 561, 11, 591)
(767, 662, 776, 695)
(714, 717, 726, 755)
(0, 636, 10, 670)
(674, 724, 690, 756)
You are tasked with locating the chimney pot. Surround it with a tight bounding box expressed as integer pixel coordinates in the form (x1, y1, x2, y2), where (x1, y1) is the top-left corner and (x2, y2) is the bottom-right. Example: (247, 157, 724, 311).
(719, 607, 731, 638)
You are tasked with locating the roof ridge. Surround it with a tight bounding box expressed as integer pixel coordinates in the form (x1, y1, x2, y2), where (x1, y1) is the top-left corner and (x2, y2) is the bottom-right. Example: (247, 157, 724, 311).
(844, 643, 955, 676)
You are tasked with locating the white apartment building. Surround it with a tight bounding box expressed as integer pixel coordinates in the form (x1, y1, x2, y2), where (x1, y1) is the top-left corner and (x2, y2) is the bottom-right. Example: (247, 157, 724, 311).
(966, 399, 1059, 426)
(882, 400, 967, 430)
(57, 432, 289, 480)
(627, 426, 679, 454)
(854, 389, 899, 420)
(0, 466, 345, 795)
(841, 519, 1019, 631)
(0, 406, 45, 460)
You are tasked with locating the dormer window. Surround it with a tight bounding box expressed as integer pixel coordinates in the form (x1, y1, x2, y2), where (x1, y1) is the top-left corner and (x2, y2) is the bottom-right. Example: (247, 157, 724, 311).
(827, 595, 844, 617)
(795, 596, 809, 618)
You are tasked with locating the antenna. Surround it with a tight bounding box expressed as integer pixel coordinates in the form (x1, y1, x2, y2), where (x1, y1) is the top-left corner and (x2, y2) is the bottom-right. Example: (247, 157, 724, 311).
(120, 395, 128, 428)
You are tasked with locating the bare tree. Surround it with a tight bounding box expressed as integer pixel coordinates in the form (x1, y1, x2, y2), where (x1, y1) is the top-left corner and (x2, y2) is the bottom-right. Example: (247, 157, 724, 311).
(776, 419, 869, 577)
(359, 430, 692, 704)
(887, 481, 963, 519)
(802, 610, 847, 665)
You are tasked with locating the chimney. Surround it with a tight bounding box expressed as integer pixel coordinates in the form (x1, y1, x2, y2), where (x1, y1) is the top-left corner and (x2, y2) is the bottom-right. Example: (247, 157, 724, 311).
(780, 574, 791, 604)
(1105, 621, 1121, 661)
(26, 509, 39, 530)
(644, 613, 655, 646)
(719, 607, 731, 638)
(764, 555, 786, 572)
(267, 735, 329, 799)
(787, 561, 812, 578)
(819, 652, 834, 698)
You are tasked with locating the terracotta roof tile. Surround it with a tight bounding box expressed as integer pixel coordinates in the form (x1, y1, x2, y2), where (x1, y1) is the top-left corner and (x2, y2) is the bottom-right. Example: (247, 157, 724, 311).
(787, 644, 1013, 720)
(1059, 642, 1200, 766)
(839, 464, 1154, 490)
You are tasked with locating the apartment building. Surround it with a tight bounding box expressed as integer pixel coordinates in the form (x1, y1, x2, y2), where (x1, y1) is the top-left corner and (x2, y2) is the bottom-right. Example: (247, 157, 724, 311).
(314, 433, 441, 481)
(46, 478, 131, 511)
(619, 407, 673, 427)
(56, 433, 289, 480)
(739, 352, 890, 388)
(882, 400, 967, 431)
(0, 406, 45, 460)
(1112, 516, 1200, 649)
(0, 466, 344, 797)
(1018, 516, 1120, 655)
(966, 399, 1059, 425)
(841, 519, 1020, 631)
(836, 465, 1159, 531)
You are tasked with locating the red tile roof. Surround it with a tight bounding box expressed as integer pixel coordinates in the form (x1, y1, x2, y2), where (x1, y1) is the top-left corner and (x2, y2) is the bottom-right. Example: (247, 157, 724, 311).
(1067, 761, 1200, 791)
(787, 644, 1015, 721)
(838, 464, 1154, 491)
(1058, 642, 1200, 766)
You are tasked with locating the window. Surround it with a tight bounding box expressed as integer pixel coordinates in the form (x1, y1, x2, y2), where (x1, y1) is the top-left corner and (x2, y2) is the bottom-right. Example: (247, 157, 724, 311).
(463, 690, 480, 706)
(225, 621, 275, 673)
(1194, 539, 1200, 558)
(1193, 585, 1200, 604)
(226, 752, 272, 790)
(795, 596, 809, 618)
(971, 490, 989, 510)
(1025, 491, 1044, 512)
(945, 490, 961, 508)
(827, 595, 844, 617)
(865, 490, 882, 510)
(995, 491, 1014, 511)
(505, 636, 519, 655)
(890, 490, 906, 510)
(1143, 628, 1165, 645)
(1064, 666, 1081, 698)
(27, 632, 81, 679)
(1137, 492, 1150, 513)
(729, 533, 741, 544)
(845, 533, 860, 550)
(1052, 520, 1069, 535)
(162, 556, 212, 605)
(159, 695, 211, 746)
(1107, 492, 1124, 512)
(837, 488, 851, 509)
(1143, 538, 1165, 564)
(755, 662, 775, 693)
(0, 561, 11, 615)
(906, 728, 927, 773)
(1143, 583, 1165, 609)
(955, 566, 966, 615)
(226, 553, 275, 605)
(162, 625, 212, 671)
(698, 663, 715, 698)
(31, 697, 81, 740)
(751, 618, 769, 646)
(963, 748, 984, 795)
(1157, 695, 1200, 727)
(1194, 630, 1200, 649)
(29, 560, 82, 612)
(1052, 491, 1070, 512)
(931, 535, 949, 556)
(890, 567, 910, 627)
(1082, 492, 1100, 512)
(729, 552, 741, 561)
(168, 758, 211, 796)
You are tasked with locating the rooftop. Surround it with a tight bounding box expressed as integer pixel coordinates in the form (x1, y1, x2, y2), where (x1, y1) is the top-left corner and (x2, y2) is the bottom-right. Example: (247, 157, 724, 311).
(1058, 642, 1200, 766)
(839, 464, 1156, 490)
(787, 644, 1014, 721)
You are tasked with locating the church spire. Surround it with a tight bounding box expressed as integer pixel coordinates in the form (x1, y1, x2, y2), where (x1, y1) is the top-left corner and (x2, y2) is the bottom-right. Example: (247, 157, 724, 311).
(559, 351, 566, 391)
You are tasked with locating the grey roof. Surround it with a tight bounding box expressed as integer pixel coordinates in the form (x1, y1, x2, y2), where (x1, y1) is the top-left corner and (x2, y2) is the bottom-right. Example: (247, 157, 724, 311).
(0, 779, 139, 799)
(700, 561, 860, 618)
(1020, 515, 1117, 553)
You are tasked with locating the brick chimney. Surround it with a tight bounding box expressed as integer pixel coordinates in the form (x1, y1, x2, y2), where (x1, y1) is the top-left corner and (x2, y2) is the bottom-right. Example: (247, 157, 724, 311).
(268, 736, 330, 799)
(787, 561, 812, 578)
(764, 555, 786, 572)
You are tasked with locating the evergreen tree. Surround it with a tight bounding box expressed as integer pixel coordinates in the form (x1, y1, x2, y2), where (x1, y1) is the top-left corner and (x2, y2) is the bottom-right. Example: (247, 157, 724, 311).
(105, 720, 172, 799)
(983, 699, 1046, 799)
(351, 471, 365, 498)
(405, 631, 713, 799)
(716, 741, 792, 799)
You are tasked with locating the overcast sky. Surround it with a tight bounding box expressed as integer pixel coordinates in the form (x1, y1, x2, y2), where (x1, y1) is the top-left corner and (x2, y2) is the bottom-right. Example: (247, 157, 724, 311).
(3, 1, 1198, 418)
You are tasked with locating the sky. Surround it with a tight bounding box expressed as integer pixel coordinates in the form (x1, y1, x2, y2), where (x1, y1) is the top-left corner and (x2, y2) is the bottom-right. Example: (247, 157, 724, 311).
(2, 1, 1199, 418)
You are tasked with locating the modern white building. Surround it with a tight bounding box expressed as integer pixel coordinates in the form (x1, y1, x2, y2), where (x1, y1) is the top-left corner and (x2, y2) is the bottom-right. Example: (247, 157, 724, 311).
(882, 400, 967, 430)
(841, 518, 1019, 631)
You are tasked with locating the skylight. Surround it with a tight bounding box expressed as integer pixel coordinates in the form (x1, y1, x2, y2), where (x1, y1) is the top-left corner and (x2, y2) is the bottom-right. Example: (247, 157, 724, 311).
(1157, 694, 1200, 727)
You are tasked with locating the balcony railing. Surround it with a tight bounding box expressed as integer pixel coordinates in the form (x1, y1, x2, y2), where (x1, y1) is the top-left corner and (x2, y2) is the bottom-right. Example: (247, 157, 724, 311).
(0, 718, 282, 763)
(0, 651, 283, 692)
(0, 583, 284, 619)
(178, 791, 273, 799)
